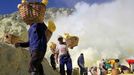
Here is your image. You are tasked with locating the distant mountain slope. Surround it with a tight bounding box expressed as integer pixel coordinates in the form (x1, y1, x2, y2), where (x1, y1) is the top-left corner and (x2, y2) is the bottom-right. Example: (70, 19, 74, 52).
(0, 8, 73, 41)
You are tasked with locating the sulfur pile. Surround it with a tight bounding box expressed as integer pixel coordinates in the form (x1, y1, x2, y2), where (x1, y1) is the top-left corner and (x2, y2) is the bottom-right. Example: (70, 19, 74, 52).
(0, 43, 60, 75)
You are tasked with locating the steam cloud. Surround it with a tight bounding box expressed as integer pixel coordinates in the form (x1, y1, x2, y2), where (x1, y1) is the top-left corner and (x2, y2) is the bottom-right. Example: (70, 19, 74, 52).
(47, 0, 134, 67)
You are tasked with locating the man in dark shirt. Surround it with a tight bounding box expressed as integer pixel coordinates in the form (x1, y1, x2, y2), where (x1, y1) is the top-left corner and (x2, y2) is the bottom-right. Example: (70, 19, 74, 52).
(15, 23, 47, 75)
(77, 53, 85, 75)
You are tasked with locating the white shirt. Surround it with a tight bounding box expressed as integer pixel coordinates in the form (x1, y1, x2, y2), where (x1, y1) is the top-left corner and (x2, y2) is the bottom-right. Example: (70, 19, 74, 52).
(56, 43, 68, 56)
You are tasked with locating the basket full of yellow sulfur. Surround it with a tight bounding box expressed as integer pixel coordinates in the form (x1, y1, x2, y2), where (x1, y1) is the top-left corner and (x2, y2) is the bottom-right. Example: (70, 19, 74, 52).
(18, 0, 48, 24)
(18, 2, 46, 24)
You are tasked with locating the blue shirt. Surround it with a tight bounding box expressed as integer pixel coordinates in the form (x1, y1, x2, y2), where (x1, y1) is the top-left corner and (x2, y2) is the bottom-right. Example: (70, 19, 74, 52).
(19, 23, 47, 52)
(77, 55, 85, 68)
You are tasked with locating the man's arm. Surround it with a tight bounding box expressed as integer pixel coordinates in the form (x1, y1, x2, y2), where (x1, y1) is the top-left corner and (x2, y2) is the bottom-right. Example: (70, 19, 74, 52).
(55, 46, 59, 64)
(15, 41, 29, 48)
(55, 53, 59, 64)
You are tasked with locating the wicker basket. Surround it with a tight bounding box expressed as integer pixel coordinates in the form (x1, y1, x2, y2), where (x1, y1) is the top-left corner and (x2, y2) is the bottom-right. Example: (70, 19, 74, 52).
(18, 2, 46, 24)
(65, 36, 79, 49)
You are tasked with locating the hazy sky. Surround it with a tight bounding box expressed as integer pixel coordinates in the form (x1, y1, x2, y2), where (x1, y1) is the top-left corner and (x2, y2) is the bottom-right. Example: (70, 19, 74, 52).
(0, 0, 113, 14)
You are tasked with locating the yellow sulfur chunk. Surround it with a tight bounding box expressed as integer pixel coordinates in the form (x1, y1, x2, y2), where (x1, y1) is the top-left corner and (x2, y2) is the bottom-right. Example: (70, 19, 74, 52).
(42, 0, 48, 6)
(63, 33, 71, 39)
(17, 4, 21, 8)
(49, 42, 56, 53)
(47, 20, 56, 32)
(22, 0, 27, 3)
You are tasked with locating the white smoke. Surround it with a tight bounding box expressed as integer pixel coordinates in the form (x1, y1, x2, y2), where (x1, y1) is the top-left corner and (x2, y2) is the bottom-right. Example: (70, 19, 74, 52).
(48, 0, 134, 67)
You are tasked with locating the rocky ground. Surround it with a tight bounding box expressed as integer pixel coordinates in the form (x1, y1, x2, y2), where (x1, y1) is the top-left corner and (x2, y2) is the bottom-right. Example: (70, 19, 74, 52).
(0, 43, 60, 75)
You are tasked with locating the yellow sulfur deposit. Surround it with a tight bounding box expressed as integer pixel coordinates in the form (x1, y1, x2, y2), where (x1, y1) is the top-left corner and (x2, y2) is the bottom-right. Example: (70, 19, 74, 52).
(63, 33, 71, 39)
(42, 0, 48, 6)
(21, 0, 27, 3)
(48, 20, 56, 32)
(17, 4, 21, 8)
(49, 42, 56, 50)
(110, 59, 115, 66)
(49, 42, 56, 53)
